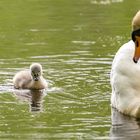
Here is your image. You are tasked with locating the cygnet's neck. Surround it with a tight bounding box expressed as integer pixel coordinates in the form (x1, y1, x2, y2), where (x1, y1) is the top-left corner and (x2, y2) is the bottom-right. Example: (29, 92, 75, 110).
(30, 76, 46, 89)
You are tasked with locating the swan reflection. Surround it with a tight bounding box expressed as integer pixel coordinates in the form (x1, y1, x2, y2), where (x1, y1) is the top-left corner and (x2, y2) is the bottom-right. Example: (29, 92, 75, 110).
(110, 108, 140, 140)
(13, 89, 46, 112)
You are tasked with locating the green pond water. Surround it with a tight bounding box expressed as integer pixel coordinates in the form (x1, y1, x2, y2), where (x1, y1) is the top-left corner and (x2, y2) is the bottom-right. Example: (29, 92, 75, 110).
(0, 0, 140, 139)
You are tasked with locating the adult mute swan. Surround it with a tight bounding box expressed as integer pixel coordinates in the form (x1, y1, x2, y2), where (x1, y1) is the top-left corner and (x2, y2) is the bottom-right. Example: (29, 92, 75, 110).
(111, 10, 140, 118)
(13, 63, 47, 90)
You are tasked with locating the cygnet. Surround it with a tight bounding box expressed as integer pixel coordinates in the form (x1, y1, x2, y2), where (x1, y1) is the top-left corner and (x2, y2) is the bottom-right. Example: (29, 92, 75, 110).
(13, 63, 47, 90)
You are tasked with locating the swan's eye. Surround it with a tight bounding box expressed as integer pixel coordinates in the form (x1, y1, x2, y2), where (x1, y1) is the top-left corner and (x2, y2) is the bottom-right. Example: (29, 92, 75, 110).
(136, 40, 139, 47)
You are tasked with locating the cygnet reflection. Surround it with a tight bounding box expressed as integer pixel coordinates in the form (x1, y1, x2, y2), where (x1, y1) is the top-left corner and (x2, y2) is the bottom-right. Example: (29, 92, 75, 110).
(13, 89, 46, 112)
(110, 108, 140, 140)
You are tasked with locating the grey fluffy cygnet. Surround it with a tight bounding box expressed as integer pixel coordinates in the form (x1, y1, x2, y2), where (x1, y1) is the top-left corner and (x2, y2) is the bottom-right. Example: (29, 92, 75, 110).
(13, 63, 47, 89)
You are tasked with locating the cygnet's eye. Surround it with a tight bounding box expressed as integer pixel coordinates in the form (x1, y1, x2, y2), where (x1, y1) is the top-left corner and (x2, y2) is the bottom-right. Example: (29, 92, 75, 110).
(38, 71, 41, 75)
(35, 74, 38, 78)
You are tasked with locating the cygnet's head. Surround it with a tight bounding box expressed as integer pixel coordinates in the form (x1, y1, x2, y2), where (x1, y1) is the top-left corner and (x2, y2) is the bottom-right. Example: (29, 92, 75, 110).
(131, 10, 140, 63)
(30, 63, 42, 81)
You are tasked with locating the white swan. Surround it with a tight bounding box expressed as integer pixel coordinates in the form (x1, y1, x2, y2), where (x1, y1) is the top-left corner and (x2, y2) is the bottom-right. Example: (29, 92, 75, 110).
(13, 63, 47, 90)
(111, 10, 140, 118)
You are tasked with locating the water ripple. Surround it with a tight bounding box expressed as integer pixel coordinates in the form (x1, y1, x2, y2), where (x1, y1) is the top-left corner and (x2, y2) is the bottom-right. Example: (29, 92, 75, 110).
(0, 51, 112, 139)
(91, 0, 123, 5)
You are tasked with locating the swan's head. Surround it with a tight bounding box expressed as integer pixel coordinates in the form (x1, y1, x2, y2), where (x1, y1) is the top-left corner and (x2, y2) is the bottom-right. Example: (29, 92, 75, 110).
(30, 63, 42, 81)
(132, 10, 140, 63)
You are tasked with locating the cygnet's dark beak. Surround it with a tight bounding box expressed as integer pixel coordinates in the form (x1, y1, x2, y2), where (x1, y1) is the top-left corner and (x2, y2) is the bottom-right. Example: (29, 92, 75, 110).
(33, 74, 39, 81)
(34, 77, 39, 81)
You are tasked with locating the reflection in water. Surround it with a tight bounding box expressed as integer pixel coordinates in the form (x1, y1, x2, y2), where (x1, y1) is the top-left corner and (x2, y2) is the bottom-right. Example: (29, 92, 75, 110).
(13, 89, 46, 112)
(110, 108, 140, 140)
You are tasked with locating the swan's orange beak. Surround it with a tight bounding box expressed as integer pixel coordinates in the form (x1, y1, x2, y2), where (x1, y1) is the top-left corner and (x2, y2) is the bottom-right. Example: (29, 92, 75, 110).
(133, 36, 140, 63)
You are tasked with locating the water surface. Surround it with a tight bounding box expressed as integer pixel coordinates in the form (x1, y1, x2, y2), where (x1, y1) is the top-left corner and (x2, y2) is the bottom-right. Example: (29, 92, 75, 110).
(0, 0, 140, 139)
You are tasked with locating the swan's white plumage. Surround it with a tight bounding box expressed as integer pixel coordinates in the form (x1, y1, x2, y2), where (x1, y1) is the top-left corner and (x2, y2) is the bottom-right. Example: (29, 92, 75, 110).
(111, 40, 140, 117)
(110, 10, 140, 118)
